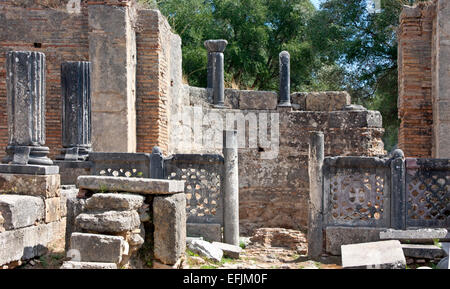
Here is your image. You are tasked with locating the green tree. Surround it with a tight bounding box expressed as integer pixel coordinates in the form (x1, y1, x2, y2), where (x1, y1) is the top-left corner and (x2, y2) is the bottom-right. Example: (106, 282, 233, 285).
(307, 0, 427, 151)
(156, 0, 325, 91)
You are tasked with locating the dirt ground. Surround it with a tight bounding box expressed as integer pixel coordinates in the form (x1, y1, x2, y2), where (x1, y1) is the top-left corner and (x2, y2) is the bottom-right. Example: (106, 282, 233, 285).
(14, 228, 342, 270)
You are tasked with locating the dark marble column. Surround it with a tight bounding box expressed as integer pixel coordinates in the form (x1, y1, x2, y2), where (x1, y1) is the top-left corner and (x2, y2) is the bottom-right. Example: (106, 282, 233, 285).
(2, 51, 53, 166)
(278, 51, 291, 107)
(204, 40, 228, 108)
(57, 61, 92, 161)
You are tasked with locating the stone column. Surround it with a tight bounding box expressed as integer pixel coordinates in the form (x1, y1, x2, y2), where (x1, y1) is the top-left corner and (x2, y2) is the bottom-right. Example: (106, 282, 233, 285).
(57, 61, 92, 161)
(223, 130, 239, 246)
(278, 51, 291, 107)
(2, 51, 54, 167)
(390, 149, 406, 230)
(432, 0, 450, 158)
(204, 40, 228, 108)
(308, 131, 324, 259)
(88, 2, 137, 152)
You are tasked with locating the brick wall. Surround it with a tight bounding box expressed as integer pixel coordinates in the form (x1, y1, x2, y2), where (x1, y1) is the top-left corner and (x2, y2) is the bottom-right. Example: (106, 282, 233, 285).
(0, 1, 173, 157)
(398, 2, 435, 158)
(135, 9, 176, 154)
(0, 0, 90, 158)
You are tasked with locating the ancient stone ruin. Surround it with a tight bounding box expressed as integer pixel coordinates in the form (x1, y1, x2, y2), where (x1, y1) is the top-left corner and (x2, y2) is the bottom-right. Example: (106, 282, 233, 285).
(0, 0, 448, 270)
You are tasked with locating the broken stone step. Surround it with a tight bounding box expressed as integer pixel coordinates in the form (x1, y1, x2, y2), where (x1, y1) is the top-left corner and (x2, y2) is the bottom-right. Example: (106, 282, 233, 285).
(212, 242, 242, 259)
(401, 244, 447, 259)
(0, 195, 44, 231)
(85, 193, 145, 211)
(380, 229, 450, 243)
(341, 240, 406, 269)
(187, 239, 223, 262)
(61, 261, 117, 269)
(75, 210, 140, 233)
(77, 176, 185, 195)
(70, 233, 128, 264)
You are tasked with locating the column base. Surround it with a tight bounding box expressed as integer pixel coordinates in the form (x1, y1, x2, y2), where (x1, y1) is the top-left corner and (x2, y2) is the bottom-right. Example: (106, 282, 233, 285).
(3, 146, 54, 166)
(55, 146, 91, 161)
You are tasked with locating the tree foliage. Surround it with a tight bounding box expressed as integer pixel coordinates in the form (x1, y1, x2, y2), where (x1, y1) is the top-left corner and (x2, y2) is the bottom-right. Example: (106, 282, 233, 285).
(140, 0, 428, 151)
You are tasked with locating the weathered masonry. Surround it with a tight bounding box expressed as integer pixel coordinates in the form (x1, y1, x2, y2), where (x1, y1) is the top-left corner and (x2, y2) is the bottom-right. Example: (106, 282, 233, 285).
(0, 0, 386, 234)
(398, 0, 450, 158)
(0, 0, 180, 155)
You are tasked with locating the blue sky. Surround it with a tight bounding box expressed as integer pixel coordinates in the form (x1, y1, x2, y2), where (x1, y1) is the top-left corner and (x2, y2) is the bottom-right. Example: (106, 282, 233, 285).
(311, 0, 324, 9)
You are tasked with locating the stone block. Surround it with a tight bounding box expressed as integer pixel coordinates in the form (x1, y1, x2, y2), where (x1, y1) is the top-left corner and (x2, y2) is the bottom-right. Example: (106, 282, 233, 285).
(0, 220, 64, 266)
(54, 161, 92, 185)
(341, 240, 406, 269)
(442, 242, 450, 255)
(0, 164, 59, 175)
(401, 244, 446, 259)
(187, 223, 222, 242)
(61, 261, 117, 269)
(437, 257, 449, 269)
(187, 239, 223, 262)
(60, 186, 79, 218)
(45, 197, 61, 223)
(212, 242, 242, 259)
(153, 258, 184, 269)
(65, 195, 86, 251)
(75, 210, 140, 234)
(85, 193, 145, 211)
(380, 228, 450, 243)
(326, 226, 384, 255)
(77, 176, 185, 195)
(328, 110, 383, 129)
(0, 173, 60, 197)
(305, 91, 351, 111)
(291, 92, 307, 110)
(153, 193, 186, 265)
(239, 90, 277, 110)
(70, 233, 128, 264)
(0, 195, 44, 230)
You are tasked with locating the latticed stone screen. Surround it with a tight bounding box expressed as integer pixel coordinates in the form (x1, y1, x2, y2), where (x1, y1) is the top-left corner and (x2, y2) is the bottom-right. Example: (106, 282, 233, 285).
(89, 153, 152, 178)
(323, 157, 391, 227)
(164, 154, 224, 225)
(406, 159, 450, 227)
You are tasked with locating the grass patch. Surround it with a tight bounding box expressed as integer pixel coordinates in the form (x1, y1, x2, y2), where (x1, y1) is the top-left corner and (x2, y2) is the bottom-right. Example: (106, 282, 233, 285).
(433, 239, 442, 248)
(50, 254, 64, 261)
(39, 256, 48, 268)
(186, 249, 200, 257)
(200, 265, 218, 269)
(239, 241, 246, 250)
(220, 257, 237, 265)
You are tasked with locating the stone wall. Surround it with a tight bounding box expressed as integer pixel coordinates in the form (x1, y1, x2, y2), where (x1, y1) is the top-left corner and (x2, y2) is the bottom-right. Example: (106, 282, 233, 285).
(0, 174, 66, 267)
(170, 86, 385, 234)
(398, 0, 450, 158)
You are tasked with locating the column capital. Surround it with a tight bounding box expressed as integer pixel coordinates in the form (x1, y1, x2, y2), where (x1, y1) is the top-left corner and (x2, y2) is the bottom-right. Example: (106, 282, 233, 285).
(204, 40, 228, 53)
